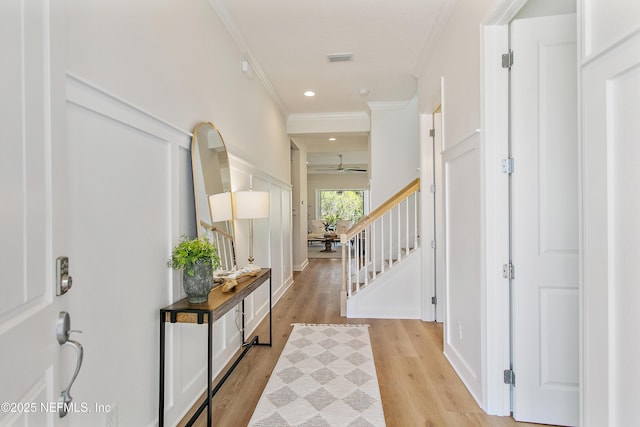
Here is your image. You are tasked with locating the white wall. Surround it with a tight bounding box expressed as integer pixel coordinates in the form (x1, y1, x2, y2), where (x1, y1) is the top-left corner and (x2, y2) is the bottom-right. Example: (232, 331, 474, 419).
(60, 1, 292, 426)
(291, 144, 309, 271)
(369, 96, 420, 206)
(582, 0, 640, 57)
(415, 0, 503, 409)
(515, 0, 575, 19)
(417, 0, 501, 146)
(65, 0, 290, 184)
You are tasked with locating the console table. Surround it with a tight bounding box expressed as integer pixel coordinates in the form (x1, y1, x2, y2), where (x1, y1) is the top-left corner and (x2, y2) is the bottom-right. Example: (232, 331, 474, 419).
(159, 268, 272, 427)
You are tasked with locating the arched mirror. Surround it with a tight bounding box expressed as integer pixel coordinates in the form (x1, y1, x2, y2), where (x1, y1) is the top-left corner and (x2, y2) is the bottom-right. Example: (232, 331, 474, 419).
(191, 122, 236, 270)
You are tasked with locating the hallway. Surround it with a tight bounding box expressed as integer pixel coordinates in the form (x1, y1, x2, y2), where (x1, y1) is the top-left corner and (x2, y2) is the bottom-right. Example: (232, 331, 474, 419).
(180, 259, 546, 426)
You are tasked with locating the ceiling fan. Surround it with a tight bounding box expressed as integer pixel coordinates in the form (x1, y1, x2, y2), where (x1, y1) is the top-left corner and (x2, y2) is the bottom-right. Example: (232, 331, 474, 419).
(316, 154, 367, 173)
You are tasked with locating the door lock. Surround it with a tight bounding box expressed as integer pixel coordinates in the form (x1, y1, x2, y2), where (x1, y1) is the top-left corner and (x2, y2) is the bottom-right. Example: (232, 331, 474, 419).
(56, 256, 72, 296)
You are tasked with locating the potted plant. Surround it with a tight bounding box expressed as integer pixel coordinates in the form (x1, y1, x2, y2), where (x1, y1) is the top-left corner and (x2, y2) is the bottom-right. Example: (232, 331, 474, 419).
(322, 214, 338, 232)
(168, 236, 220, 303)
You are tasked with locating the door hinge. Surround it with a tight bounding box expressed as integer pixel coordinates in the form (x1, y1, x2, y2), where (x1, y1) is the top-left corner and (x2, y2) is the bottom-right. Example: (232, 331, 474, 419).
(431, 240, 437, 249)
(504, 369, 516, 385)
(429, 128, 435, 137)
(501, 158, 514, 174)
(430, 184, 436, 193)
(431, 296, 437, 305)
(503, 263, 515, 279)
(502, 50, 514, 69)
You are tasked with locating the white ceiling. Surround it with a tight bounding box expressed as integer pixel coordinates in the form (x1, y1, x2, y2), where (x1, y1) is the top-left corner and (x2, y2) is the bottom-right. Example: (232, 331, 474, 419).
(210, 0, 453, 170)
(290, 131, 369, 173)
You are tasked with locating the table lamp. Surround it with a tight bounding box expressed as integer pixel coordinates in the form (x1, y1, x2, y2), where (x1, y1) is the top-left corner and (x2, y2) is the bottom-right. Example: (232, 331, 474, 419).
(208, 192, 233, 223)
(233, 190, 269, 269)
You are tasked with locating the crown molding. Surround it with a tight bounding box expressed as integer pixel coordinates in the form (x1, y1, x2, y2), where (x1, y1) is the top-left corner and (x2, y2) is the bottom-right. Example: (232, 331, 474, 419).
(208, 0, 289, 117)
(287, 112, 370, 134)
(287, 111, 370, 122)
(485, 0, 528, 25)
(367, 100, 410, 111)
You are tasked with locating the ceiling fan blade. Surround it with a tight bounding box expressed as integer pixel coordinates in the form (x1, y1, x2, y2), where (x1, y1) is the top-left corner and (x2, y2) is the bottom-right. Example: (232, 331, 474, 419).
(343, 168, 368, 173)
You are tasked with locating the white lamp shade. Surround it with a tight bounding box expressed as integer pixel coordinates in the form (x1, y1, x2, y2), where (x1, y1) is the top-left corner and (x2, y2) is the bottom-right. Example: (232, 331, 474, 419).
(234, 191, 270, 219)
(208, 192, 234, 222)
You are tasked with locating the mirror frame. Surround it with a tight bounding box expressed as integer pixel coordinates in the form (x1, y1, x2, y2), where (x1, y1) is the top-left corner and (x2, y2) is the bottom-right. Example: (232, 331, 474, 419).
(190, 122, 236, 266)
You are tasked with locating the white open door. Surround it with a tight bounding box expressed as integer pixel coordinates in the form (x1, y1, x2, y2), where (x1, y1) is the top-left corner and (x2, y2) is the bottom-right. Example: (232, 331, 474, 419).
(510, 14, 579, 426)
(0, 1, 70, 425)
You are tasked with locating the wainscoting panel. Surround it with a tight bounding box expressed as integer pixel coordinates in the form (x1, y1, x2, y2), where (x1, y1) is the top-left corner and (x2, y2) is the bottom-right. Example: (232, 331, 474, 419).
(62, 74, 293, 427)
(442, 133, 482, 404)
(581, 30, 640, 423)
(64, 74, 252, 426)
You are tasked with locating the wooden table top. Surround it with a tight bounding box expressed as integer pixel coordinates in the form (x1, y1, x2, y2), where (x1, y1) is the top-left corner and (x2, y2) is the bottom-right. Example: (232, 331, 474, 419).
(161, 268, 271, 324)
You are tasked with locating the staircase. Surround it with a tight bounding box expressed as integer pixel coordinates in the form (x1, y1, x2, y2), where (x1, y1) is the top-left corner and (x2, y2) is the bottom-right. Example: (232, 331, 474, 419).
(200, 220, 236, 271)
(339, 178, 421, 317)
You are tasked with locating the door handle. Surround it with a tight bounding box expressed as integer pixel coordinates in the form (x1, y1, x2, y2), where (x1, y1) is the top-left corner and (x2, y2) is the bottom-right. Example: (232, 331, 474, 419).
(56, 311, 84, 418)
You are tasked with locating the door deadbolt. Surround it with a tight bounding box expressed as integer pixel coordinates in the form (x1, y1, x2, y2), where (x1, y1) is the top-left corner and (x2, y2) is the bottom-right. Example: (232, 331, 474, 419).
(56, 256, 73, 296)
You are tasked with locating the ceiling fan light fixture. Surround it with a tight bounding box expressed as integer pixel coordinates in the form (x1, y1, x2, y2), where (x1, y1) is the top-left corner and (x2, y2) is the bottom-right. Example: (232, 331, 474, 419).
(312, 153, 368, 174)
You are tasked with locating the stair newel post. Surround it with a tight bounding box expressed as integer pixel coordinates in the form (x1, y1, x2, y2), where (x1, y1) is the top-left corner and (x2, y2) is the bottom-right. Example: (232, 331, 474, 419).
(405, 197, 410, 258)
(340, 233, 348, 316)
(397, 204, 402, 262)
(413, 191, 418, 248)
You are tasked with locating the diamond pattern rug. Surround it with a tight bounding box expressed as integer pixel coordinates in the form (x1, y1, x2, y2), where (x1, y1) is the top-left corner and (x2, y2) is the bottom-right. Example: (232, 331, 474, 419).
(249, 324, 386, 426)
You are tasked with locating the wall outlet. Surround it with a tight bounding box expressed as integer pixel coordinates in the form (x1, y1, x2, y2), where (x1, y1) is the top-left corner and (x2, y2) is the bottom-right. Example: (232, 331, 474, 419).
(105, 403, 118, 427)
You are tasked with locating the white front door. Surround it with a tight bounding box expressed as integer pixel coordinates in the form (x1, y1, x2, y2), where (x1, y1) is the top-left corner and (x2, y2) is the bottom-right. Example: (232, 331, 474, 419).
(0, 1, 69, 425)
(510, 14, 579, 426)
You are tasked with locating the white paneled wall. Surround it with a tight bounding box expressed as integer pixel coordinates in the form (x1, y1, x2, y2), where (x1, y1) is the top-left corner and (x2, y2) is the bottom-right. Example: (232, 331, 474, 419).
(64, 76, 291, 426)
(579, 1, 640, 425)
(442, 133, 482, 404)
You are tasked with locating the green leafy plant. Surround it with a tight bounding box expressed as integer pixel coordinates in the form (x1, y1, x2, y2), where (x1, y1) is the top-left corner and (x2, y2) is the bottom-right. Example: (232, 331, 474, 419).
(167, 236, 220, 276)
(322, 214, 338, 230)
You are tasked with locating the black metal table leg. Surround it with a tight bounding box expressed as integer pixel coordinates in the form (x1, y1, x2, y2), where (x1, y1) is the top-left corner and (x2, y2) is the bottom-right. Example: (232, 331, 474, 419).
(242, 299, 246, 344)
(159, 312, 165, 427)
(269, 276, 272, 346)
(207, 314, 213, 427)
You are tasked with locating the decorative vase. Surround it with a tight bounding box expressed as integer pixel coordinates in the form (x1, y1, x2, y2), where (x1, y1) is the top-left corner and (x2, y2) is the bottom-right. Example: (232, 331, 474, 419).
(182, 260, 213, 303)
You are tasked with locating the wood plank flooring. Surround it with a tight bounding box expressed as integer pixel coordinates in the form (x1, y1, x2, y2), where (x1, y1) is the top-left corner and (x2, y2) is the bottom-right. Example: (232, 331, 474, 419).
(179, 259, 547, 427)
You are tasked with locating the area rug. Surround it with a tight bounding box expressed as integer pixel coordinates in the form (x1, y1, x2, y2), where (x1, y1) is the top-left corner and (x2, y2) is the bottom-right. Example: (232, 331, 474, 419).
(248, 323, 386, 427)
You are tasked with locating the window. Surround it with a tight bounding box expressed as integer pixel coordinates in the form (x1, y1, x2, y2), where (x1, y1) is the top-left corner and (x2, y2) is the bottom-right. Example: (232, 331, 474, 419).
(318, 190, 365, 228)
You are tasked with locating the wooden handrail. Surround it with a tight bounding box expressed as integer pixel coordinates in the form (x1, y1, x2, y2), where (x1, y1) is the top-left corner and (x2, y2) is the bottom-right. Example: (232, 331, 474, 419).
(200, 220, 234, 241)
(341, 178, 420, 242)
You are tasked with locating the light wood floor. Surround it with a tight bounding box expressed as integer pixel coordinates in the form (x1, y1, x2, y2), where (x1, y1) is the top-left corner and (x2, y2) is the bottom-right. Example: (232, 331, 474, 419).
(180, 259, 547, 427)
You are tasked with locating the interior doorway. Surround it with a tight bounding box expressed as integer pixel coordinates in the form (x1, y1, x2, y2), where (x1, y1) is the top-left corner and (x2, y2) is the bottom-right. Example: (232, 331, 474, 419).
(431, 105, 444, 322)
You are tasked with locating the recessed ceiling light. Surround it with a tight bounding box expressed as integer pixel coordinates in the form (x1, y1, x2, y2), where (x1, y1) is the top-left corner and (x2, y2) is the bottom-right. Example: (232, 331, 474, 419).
(304, 90, 316, 97)
(328, 137, 336, 141)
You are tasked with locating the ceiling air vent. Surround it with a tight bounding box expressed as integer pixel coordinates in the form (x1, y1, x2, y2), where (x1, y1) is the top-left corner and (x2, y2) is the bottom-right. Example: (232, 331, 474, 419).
(327, 53, 353, 63)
